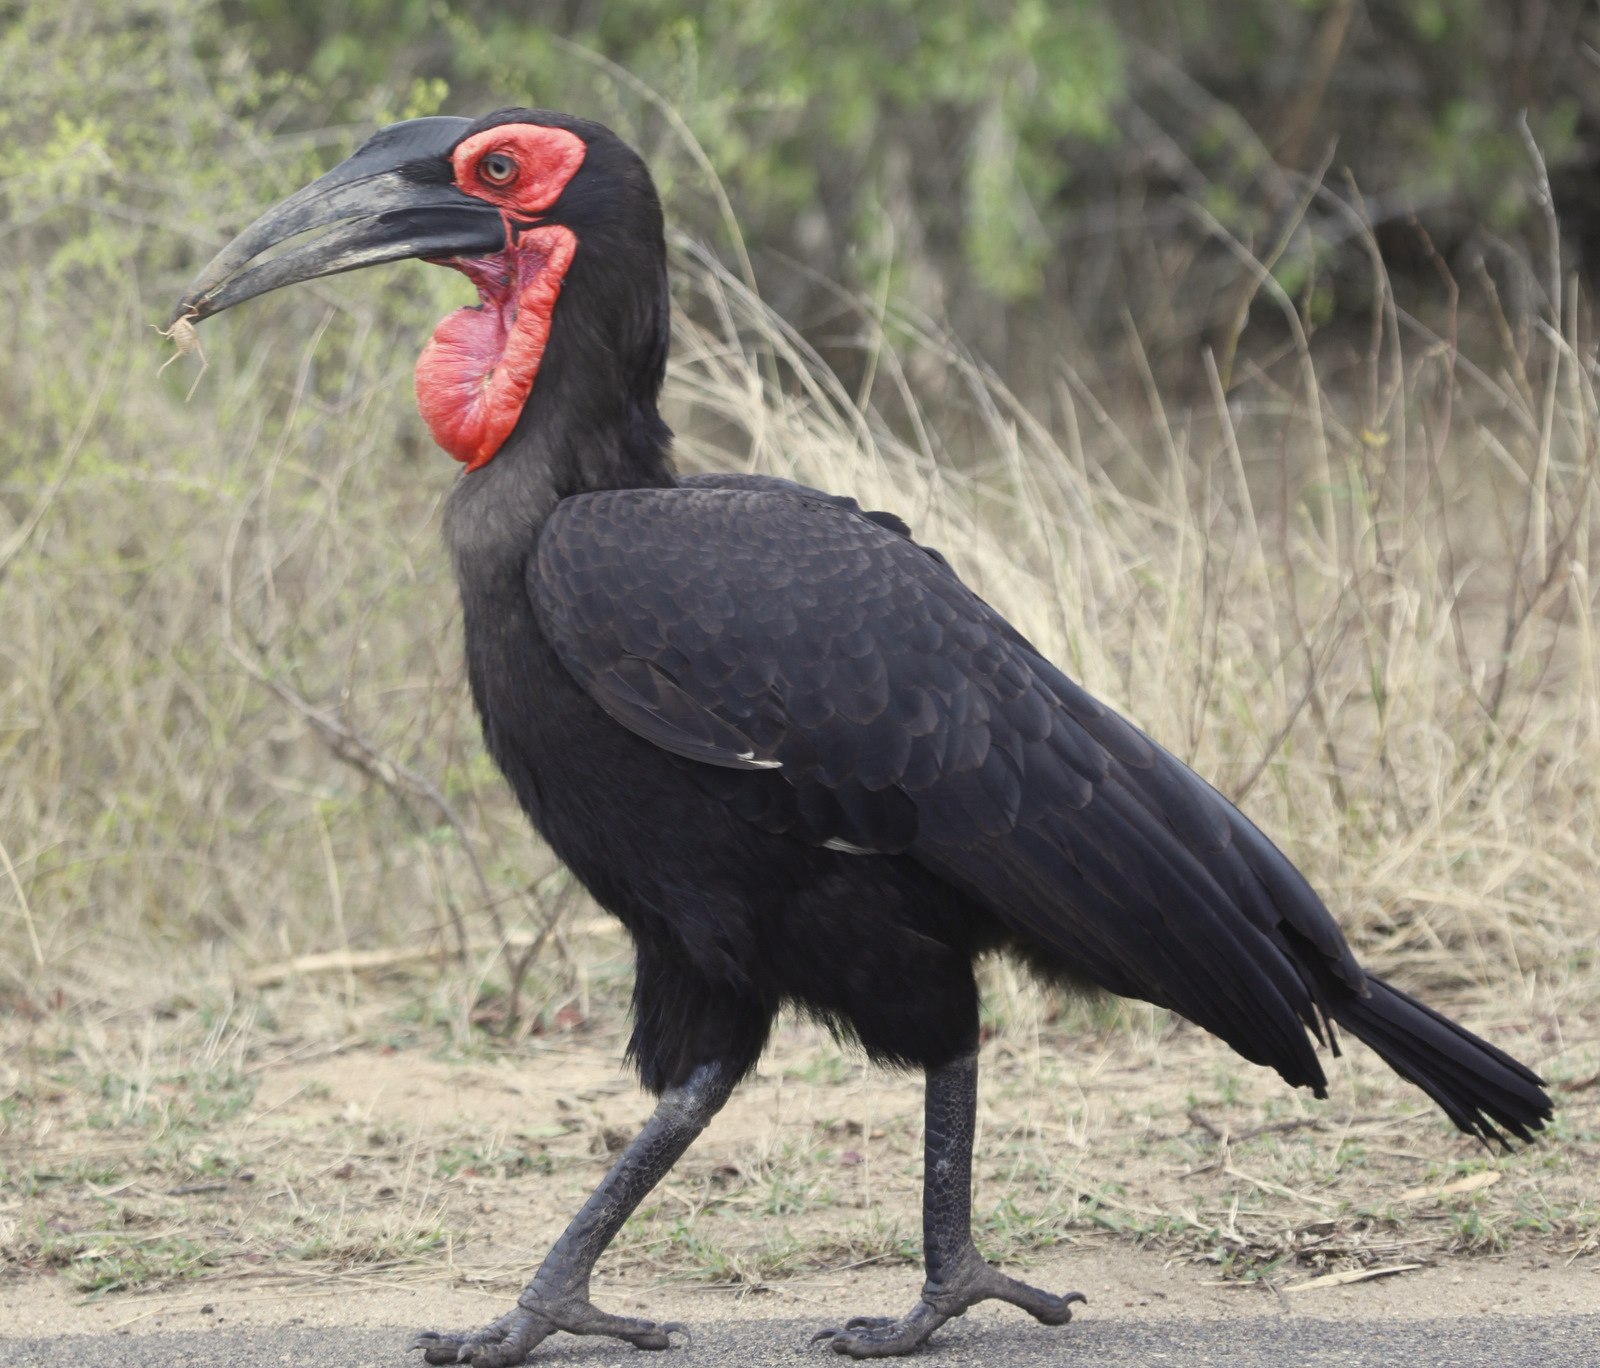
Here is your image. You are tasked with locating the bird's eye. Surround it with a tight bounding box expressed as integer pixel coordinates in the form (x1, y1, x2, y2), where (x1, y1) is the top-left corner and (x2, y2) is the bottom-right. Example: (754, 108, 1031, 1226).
(480, 152, 518, 186)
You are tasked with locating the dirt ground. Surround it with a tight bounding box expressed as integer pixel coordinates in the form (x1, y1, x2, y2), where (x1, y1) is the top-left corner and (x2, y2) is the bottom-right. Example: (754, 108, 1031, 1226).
(5, 975, 1599, 1340)
(10, 1240, 1600, 1340)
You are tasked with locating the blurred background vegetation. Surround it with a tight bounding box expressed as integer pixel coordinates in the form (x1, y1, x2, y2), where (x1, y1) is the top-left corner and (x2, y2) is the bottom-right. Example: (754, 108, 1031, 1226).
(11, 2, 1600, 391)
(2, 0, 1596, 1032)
(227, 0, 1600, 389)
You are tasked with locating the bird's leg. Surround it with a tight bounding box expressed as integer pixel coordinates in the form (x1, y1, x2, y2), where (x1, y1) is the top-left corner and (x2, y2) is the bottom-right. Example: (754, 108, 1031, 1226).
(813, 1049, 1085, 1358)
(413, 1059, 736, 1367)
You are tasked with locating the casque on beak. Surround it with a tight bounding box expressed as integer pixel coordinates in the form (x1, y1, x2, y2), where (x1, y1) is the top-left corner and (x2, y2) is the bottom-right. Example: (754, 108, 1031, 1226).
(170, 116, 506, 326)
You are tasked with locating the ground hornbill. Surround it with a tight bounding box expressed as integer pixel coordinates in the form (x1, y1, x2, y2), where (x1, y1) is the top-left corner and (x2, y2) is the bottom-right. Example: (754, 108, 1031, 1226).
(172, 111, 1552, 1362)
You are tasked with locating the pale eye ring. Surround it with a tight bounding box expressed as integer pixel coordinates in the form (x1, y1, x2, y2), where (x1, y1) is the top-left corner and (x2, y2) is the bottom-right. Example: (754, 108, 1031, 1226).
(480, 152, 518, 186)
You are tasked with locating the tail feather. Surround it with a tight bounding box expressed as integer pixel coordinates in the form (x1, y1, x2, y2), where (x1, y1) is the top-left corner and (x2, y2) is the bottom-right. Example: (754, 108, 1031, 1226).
(1331, 975, 1552, 1146)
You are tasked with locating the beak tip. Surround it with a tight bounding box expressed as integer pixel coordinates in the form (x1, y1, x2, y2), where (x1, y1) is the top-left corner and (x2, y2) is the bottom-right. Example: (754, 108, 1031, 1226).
(166, 297, 205, 330)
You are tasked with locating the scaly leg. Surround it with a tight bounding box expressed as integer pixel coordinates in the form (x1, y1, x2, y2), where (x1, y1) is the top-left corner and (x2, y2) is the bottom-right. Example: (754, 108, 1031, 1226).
(812, 1049, 1084, 1358)
(413, 1059, 735, 1366)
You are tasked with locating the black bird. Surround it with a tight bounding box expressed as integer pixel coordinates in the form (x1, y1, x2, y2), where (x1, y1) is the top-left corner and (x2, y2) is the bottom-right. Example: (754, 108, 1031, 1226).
(173, 110, 1552, 1362)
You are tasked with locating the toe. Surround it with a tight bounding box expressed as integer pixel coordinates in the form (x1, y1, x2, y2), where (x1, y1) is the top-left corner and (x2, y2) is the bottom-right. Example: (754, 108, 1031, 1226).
(1017, 1284, 1086, 1326)
(470, 1339, 543, 1368)
(822, 1328, 906, 1359)
(643, 1320, 690, 1349)
(809, 1303, 946, 1358)
(620, 1323, 677, 1351)
(548, 1303, 686, 1349)
(979, 1266, 1088, 1326)
(409, 1312, 551, 1368)
(1032, 1289, 1086, 1326)
(409, 1332, 471, 1365)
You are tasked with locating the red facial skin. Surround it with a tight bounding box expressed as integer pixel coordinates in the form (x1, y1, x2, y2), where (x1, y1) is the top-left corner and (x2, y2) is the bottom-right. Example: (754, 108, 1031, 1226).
(413, 125, 586, 470)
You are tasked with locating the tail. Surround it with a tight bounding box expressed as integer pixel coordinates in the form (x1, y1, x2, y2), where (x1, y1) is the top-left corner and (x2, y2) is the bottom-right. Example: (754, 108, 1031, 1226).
(1331, 974, 1552, 1146)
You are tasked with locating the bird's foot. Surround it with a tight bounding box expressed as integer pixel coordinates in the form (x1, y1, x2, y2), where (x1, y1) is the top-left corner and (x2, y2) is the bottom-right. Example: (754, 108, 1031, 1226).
(810, 1246, 1084, 1358)
(412, 1293, 687, 1366)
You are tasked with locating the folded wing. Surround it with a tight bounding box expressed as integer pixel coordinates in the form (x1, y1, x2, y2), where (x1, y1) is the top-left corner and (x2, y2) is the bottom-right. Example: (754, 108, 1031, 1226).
(533, 477, 1368, 1091)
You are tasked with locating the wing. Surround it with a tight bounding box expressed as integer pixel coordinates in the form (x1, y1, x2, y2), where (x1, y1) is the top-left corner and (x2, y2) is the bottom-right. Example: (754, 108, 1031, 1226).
(533, 481, 1365, 1088)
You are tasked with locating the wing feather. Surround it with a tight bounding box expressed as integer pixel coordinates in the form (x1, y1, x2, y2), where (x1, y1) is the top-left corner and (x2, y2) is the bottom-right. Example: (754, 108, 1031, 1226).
(532, 475, 1364, 1088)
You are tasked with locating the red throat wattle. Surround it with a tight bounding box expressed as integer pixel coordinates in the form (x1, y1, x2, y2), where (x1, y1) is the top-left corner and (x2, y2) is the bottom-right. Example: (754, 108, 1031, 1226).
(414, 224, 578, 470)
(413, 123, 587, 470)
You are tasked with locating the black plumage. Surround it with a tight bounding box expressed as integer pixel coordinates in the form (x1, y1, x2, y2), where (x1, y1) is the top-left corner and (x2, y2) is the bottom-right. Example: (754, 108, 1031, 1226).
(528, 472, 1543, 1138)
(175, 108, 1552, 1363)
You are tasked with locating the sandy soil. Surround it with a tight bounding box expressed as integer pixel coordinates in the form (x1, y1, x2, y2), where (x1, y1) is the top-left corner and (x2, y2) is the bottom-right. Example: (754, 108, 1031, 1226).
(9, 1240, 1599, 1339)
(5, 1000, 1598, 1340)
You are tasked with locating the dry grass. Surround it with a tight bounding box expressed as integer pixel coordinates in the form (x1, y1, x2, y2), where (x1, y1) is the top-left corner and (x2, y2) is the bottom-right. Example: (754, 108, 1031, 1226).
(4, 946, 1596, 1307)
(3, 36, 1599, 1308)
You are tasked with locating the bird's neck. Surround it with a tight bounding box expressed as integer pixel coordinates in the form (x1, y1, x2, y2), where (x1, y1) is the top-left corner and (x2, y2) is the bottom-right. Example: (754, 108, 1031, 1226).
(441, 246, 674, 576)
(442, 376, 673, 580)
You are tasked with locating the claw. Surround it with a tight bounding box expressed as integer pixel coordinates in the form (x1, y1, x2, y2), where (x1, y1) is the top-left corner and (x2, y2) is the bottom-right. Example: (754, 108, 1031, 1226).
(407, 1333, 478, 1366)
(811, 1314, 897, 1346)
(626, 1325, 677, 1352)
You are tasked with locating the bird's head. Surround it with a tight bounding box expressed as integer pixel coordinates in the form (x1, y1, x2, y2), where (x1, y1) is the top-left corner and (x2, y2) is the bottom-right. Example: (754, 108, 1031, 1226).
(172, 110, 669, 471)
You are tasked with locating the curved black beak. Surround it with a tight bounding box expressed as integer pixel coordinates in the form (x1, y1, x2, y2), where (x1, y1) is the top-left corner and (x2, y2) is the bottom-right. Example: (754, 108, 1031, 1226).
(170, 116, 506, 326)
